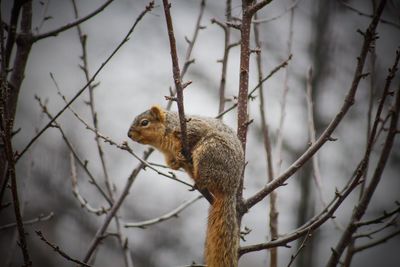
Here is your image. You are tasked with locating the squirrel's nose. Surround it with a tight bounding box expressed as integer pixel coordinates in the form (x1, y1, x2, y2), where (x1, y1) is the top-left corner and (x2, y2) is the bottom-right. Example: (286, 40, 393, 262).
(127, 127, 138, 140)
(127, 127, 134, 138)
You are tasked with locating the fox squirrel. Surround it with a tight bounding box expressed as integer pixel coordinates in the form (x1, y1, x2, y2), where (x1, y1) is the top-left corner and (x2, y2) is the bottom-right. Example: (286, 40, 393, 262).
(128, 105, 244, 267)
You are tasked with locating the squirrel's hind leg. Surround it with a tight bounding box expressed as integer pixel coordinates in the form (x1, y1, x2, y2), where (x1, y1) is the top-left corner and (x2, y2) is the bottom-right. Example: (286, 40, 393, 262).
(192, 136, 239, 195)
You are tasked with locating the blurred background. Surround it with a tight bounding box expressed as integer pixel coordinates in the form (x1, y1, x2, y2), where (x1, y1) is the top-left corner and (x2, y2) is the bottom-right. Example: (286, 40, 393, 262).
(1, 0, 399, 266)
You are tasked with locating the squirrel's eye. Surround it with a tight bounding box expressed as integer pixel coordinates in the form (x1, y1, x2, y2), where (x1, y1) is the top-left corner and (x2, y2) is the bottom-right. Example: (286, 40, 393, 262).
(140, 119, 150, 127)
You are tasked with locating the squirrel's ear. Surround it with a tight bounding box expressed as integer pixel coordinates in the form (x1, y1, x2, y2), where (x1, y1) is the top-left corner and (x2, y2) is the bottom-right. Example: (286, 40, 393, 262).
(150, 105, 166, 122)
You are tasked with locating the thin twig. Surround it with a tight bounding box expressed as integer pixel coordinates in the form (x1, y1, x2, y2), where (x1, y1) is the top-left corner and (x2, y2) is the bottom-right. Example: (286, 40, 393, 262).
(253, 11, 278, 267)
(0, 212, 54, 231)
(327, 38, 399, 267)
(166, 0, 206, 110)
(180, 0, 206, 78)
(125, 195, 202, 228)
(339, 0, 400, 30)
(253, 0, 301, 24)
(244, 2, 387, 212)
(216, 55, 291, 119)
(355, 204, 400, 227)
(16, 1, 155, 161)
(286, 229, 311, 267)
(35, 94, 112, 204)
(71, 0, 114, 202)
(353, 229, 400, 253)
(35, 230, 92, 267)
(33, 0, 115, 41)
(70, 2, 135, 264)
(353, 216, 397, 239)
(213, 0, 232, 115)
(1, 77, 31, 266)
(49, 89, 192, 188)
(82, 149, 152, 263)
(162, 0, 190, 160)
(70, 153, 110, 215)
(305, 67, 326, 206)
(161, 0, 213, 205)
(239, 159, 365, 256)
(275, 4, 294, 175)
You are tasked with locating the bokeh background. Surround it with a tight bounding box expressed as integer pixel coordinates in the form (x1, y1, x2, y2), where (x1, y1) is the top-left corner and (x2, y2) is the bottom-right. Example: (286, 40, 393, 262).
(1, 0, 399, 266)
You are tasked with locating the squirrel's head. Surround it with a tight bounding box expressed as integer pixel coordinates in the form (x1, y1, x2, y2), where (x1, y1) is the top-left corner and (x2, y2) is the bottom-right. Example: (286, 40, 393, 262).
(128, 105, 166, 145)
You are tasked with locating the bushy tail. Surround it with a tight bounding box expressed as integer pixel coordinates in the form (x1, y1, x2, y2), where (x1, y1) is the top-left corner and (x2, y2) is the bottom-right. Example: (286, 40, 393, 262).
(205, 194, 239, 267)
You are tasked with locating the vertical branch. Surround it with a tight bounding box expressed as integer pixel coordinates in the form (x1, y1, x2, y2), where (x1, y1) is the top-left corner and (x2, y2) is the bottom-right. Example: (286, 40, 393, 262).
(236, 1, 254, 203)
(253, 12, 278, 267)
(305, 67, 326, 206)
(275, 2, 294, 175)
(162, 0, 213, 205)
(359, 0, 378, 198)
(236, 0, 273, 215)
(71, 1, 133, 266)
(0, 2, 33, 266)
(162, 0, 190, 160)
(83, 150, 152, 264)
(2, 0, 23, 71)
(166, 0, 206, 111)
(217, 0, 232, 115)
(236, 6, 252, 152)
(180, 0, 206, 79)
(8, 1, 34, 124)
(1, 110, 31, 267)
(326, 42, 398, 267)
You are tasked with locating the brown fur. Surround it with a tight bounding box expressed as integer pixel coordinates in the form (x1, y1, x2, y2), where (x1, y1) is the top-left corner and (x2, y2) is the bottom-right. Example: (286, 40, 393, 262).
(128, 105, 244, 266)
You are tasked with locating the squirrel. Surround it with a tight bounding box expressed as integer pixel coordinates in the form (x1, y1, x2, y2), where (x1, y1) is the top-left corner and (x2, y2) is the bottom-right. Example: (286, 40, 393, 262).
(128, 105, 244, 267)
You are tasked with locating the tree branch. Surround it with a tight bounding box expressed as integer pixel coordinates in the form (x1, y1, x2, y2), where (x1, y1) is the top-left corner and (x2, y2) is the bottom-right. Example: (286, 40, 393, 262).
(0, 212, 53, 231)
(15, 1, 154, 161)
(33, 0, 115, 41)
(327, 40, 399, 267)
(36, 230, 92, 267)
(125, 195, 202, 228)
(243, 0, 386, 212)
(162, 0, 190, 160)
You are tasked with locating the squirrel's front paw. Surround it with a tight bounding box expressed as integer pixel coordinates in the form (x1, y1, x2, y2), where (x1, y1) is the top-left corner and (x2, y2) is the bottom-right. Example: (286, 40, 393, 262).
(166, 157, 181, 170)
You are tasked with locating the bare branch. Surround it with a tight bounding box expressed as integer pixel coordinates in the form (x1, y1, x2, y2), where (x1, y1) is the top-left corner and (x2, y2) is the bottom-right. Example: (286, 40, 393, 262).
(33, 0, 115, 41)
(249, 0, 274, 15)
(248, 54, 292, 99)
(0, 212, 54, 231)
(353, 216, 397, 239)
(50, 87, 193, 188)
(244, 1, 387, 212)
(180, 0, 206, 78)
(355, 204, 400, 227)
(305, 67, 326, 206)
(327, 43, 400, 267)
(1, 71, 31, 267)
(71, 0, 114, 203)
(286, 229, 311, 267)
(35, 230, 92, 267)
(239, 160, 366, 256)
(253, 0, 301, 24)
(216, 55, 291, 119)
(70, 153, 110, 215)
(82, 149, 152, 263)
(213, 0, 232, 116)
(353, 229, 400, 253)
(253, 11, 278, 267)
(162, 0, 190, 160)
(165, 1, 206, 111)
(339, 0, 400, 30)
(125, 195, 202, 228)
(16, 1, 155, 161)
(275, 5, 294, 175)
(35, 94, 112, 204)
